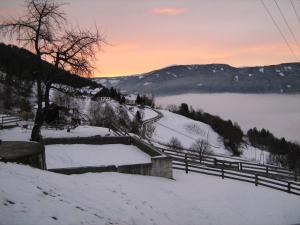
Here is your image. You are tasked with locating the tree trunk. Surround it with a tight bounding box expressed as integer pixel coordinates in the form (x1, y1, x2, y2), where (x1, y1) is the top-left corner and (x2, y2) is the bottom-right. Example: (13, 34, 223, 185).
(30, 79, 44, 142)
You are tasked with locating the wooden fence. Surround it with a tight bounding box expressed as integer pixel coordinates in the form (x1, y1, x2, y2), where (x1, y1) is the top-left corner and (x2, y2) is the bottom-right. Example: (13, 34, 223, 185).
(0, 115, 21, 129)
(159, 147, 299, 182)
(159, 147, 300, 196)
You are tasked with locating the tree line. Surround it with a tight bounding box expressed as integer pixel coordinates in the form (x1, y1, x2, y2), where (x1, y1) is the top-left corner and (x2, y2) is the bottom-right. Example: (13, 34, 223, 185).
(247, 128, 300, 170)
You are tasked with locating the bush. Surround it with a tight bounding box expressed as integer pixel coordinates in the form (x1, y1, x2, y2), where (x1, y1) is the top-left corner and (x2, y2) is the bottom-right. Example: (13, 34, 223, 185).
(168, 137, 183, 150)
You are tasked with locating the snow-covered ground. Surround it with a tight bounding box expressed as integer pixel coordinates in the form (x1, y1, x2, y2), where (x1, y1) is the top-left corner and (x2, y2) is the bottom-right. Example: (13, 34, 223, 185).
(151, 110, 229, 155)
(0, 125, 113, 142)
(46, 144, 151, 169)
(125, 105, 158, 121)
(241, 144, 270, 164)
(1, 162, 300, 225)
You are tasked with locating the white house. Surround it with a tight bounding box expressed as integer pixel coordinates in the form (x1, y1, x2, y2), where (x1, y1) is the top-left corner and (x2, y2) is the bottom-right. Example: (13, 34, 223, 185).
(125, 94, 137, 105)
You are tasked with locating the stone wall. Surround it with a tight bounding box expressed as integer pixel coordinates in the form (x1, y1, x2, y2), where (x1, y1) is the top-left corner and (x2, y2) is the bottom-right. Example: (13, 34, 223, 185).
(0, 141, 45, 169)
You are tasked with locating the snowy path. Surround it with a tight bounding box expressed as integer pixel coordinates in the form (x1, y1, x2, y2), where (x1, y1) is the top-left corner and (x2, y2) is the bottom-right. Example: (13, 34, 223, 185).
(1, 162, 300, 225)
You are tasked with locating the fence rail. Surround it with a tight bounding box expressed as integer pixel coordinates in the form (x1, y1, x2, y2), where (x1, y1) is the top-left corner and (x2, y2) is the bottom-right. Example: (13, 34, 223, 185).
(0, 115, 21, 128)
(159, 147, 299, 182)
(172, 158, 300, 196)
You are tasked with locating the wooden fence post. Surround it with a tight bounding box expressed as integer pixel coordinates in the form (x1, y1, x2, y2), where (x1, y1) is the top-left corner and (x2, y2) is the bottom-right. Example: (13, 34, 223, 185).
(185, 154, 188, 174)
(295, 170, 297, 182)
(266, 166, 269, 177)
(221, 168, 224, 179)
(214, 158, 217, 166)
(255, 174, 258, 186)
(287, 182, 291, 193)
(239, 162, 243, 171)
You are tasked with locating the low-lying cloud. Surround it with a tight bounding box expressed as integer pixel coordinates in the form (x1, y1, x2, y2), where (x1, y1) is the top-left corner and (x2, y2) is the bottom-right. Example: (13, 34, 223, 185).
(151, 7, 186, 16)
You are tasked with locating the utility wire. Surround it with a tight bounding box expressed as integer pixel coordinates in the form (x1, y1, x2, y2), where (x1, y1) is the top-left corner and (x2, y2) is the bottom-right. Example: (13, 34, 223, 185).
(290, 0, 300, 25)
(273, 0, 300, 51)
(260, 0, 298, 60)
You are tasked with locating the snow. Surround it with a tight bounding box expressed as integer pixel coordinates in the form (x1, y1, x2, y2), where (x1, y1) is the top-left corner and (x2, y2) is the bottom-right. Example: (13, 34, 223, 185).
(0, 125, 113, 142)
(234, 75, 239, 81)
(279, 72, 285, 77)
(241, 144, 270, 164)
(138, 75, 144, 79)
(143, 107, 158, 121)
(1, 162, 300, 225)
(287, 84, 292, 88)
(151, 110, 229, 155)
(109, 79, 120, 85)
(46, 144, 151, 169)
(248, 73, 252, 77)
(143, 82, 152, 86)
(125, 106, 158, 121)
(259, 68, 264, 73)
(95, 78, 107, 84)
(197, 83, 203, 87)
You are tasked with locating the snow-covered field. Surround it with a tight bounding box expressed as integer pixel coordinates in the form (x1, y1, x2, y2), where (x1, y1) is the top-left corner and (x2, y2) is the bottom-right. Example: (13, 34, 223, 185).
(46, 144, 151, 169)
(0, 125, 113, 142)
(151, 110, 229, 155)
(1, 162, 300, 225)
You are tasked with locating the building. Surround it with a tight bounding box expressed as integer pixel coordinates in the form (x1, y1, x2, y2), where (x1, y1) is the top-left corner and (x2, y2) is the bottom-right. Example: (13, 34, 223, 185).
(125, 94, 137, 105)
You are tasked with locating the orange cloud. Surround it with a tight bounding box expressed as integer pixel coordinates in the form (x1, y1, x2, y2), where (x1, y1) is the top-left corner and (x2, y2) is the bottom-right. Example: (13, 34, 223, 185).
(151, 7, 186, 16)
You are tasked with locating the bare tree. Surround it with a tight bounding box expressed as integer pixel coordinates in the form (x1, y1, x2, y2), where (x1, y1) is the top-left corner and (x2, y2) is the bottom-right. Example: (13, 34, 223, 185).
(189, 139, 211, 163)
(168, 137, 183, 151)
(44, 26, 103, 110)
(1, 0, 65, 141)
(0, 0, 104, 141)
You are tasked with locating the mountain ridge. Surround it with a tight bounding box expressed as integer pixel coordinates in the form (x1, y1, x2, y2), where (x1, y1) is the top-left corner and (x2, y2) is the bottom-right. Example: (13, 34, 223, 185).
(94, 62, 300, 96)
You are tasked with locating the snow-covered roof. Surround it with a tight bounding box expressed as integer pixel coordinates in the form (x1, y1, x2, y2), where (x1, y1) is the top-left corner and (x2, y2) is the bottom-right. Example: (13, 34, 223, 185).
(125, 94, 137, 101)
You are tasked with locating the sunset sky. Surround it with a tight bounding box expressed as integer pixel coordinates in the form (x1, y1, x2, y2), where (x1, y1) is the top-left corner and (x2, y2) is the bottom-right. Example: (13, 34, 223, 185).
(1, 0, 300, 77)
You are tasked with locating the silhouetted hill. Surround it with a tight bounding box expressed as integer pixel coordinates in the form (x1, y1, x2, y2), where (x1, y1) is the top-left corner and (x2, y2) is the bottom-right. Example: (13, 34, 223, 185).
(95, 63, 300, 96)
(0, 43, 100, 89)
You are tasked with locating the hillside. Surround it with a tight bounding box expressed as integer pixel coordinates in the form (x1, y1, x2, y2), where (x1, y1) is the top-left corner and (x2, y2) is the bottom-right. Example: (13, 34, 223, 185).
(1, 162, 300, 225)
(95, 63, 300, 96)
(0, 43, 100, 89)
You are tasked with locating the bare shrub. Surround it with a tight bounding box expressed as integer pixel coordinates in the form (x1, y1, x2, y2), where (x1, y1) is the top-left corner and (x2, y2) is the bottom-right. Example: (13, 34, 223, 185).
(168, 137, 183, 151)
(189, 139, 212, 163)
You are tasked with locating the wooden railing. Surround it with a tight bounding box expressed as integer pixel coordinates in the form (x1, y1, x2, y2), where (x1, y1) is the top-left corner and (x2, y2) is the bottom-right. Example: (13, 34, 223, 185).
(171, 154, 300, 196)
(0, 115, 21, 128)
(159, 147, 299, 182)
(156, 147, 300, 195)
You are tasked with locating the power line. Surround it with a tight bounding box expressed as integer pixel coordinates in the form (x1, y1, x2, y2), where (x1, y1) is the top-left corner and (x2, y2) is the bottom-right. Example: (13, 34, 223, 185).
(290, 0, 300, 25)
(273, 0, 300, 51)
(260, 0, 298, 60)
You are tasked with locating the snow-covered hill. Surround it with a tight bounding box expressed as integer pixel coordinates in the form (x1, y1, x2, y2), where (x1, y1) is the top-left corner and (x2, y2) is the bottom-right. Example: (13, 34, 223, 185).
(1, 162, 300, 225)
(150, 110, 228, 155)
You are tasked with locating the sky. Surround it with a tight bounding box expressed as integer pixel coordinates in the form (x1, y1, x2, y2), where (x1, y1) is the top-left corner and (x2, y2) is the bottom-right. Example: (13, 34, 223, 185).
(0, 0, 300, 77)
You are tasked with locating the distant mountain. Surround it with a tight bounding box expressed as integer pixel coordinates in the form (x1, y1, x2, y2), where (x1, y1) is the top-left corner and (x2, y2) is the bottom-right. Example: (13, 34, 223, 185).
(94, 63, 300, 96)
